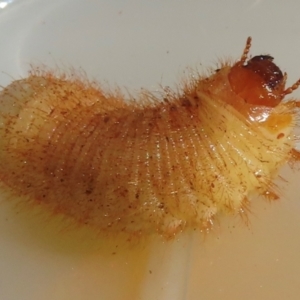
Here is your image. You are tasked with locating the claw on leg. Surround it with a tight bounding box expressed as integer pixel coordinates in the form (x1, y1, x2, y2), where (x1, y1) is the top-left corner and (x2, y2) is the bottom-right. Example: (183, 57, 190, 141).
(289, 148, 300, 168)
(262, 190, 280, 201)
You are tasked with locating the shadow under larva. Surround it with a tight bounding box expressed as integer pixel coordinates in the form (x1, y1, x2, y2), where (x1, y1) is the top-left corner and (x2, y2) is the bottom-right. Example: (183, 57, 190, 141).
(0, 37, 300, 239)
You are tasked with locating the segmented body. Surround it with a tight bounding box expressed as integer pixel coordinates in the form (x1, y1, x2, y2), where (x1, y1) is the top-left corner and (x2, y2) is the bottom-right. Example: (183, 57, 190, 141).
(0, 38, 299, 238)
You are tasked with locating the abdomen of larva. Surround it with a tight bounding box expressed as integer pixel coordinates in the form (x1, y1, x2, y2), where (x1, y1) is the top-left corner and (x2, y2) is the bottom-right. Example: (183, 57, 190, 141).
(0, 38, 299, 238)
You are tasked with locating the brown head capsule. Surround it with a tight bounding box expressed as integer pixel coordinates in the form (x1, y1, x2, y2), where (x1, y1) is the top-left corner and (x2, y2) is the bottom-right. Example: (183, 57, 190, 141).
(0, 37, 299, 239)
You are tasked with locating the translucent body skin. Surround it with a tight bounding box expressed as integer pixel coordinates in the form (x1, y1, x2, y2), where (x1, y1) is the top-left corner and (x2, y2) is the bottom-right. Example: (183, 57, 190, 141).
(0, 38, 299, 238)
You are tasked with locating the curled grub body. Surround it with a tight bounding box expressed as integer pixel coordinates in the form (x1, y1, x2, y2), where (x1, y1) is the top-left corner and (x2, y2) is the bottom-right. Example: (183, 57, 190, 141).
(0, 38, 299, 238)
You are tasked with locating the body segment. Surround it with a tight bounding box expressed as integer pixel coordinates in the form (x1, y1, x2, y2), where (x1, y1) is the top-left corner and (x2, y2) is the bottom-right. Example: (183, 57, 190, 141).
(0, 38, 299, 238)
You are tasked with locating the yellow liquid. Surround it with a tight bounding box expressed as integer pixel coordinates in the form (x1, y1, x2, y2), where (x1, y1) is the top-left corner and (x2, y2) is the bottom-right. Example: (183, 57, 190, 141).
(0, 194, 152, 300)
(1, 164, 300, 299)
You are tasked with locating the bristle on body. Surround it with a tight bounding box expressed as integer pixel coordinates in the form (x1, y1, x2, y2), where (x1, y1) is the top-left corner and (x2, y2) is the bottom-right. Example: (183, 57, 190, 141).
(0, 37, 299, 239)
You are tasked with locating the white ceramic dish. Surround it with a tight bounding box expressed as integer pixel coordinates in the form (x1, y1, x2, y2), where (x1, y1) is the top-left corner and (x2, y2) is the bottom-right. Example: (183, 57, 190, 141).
(0, 1, 300, 299)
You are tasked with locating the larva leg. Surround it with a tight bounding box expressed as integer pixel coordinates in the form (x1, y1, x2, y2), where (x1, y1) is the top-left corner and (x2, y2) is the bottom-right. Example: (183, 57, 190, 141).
(283, 80, 300, 165)
(238, 197, 251, 226)
(262, 190, 280, 202)
(289, 148, 300, 166)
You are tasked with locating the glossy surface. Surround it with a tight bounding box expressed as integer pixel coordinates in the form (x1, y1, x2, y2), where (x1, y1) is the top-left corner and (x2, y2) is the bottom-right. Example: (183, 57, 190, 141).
(0, 1, 300, 300)
(0, 48, 296, 238)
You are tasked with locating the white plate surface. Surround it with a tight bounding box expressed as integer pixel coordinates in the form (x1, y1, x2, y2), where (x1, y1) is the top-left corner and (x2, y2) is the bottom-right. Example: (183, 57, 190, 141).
(0, 1, 300, 299)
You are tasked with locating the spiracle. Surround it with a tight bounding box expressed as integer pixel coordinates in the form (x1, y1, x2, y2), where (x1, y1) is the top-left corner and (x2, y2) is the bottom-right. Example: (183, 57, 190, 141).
(0, 37, 299, 239)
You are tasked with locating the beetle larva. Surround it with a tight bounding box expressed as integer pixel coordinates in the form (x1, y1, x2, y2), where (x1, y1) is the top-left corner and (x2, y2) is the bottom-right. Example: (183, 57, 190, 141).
(0, 37, 299, 238)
